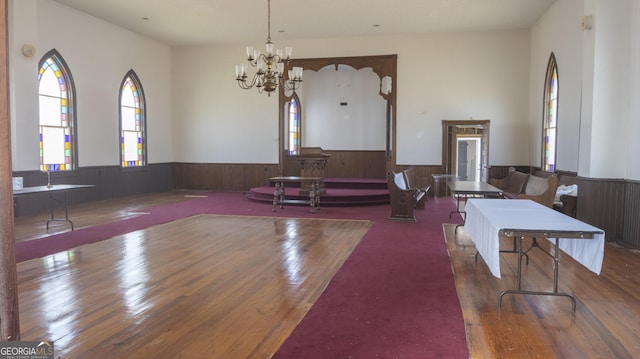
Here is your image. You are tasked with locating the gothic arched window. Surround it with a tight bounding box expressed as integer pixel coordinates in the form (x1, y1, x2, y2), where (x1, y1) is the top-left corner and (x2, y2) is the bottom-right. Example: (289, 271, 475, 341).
(38, 49, 76, 171)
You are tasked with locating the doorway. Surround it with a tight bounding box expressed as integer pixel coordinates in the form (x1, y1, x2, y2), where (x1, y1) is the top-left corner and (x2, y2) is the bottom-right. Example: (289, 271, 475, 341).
(456, 137, 481, 181)
(442, 120, 490, 182)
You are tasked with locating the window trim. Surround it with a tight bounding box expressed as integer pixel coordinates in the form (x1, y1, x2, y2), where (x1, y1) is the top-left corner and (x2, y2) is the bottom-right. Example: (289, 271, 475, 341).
(118, 69, 147, 168)
(542, 52, 558, 172)
(38, 49, 78, 172)
(287, 93, 302, 156)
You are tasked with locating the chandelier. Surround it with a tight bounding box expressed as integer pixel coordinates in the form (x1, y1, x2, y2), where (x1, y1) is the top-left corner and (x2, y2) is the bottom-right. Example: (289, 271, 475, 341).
(235, 0, 303, 96)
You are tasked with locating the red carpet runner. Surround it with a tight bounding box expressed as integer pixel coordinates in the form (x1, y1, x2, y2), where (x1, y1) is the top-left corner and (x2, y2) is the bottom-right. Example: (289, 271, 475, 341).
(16, 192, 468, 358)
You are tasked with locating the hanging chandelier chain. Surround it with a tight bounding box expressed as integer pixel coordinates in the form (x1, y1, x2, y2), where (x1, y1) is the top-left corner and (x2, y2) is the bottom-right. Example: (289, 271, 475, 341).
(267, 0, 272, 43)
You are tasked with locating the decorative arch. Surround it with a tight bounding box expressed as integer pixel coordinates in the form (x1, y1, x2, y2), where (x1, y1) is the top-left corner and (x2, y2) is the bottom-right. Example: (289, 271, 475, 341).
(278, 54, 397, 173)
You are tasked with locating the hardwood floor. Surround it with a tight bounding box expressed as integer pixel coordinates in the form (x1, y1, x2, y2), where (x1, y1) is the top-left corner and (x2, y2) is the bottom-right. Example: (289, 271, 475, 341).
(13, 191, 205, 242)
(13, 192, 640, 358)
(14, 192, 371, 358)
(445, 223, 640, 359)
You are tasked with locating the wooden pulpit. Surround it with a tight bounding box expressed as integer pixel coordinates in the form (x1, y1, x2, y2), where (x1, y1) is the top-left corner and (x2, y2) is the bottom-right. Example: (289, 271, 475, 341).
(294, 147, 330, 194)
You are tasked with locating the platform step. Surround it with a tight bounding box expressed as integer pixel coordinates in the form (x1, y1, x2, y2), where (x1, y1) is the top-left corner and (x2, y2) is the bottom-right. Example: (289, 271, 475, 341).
(248, 178, 389, 207)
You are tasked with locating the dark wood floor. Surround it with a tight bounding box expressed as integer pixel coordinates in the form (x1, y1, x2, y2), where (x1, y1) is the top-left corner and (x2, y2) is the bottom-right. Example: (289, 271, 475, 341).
(12, 191, 640, 358)
(445, 223, 640, 359)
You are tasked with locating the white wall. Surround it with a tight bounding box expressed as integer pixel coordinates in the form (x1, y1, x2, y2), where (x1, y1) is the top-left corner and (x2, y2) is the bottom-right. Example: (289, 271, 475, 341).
(589, 0, 631, 179)
(531, 0, 640, 180)
(628, 0, 640, 180)
(8, 0, 173, 171)
(9, 1, 533, 170)
(170, 45, 281, 164)
(172, 31, 532, 166)
(10, 0, 639, 181)
(299, 65, 386, 150)
(529, 0, 584, 173)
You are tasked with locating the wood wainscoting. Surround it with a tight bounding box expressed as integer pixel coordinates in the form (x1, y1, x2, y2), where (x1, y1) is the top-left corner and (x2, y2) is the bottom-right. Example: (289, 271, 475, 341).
(282, 150, 388, 178)
(12, 163, 173, 216)
(623, 180, 640, 248)
(173, 162, 280, 191)
(490, 165, 640, 248)
(14, 162, 640, 249)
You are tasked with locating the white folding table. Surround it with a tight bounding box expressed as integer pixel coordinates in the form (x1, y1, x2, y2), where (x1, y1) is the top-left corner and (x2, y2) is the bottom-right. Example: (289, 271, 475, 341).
(464, 198, 605, 311)
(13, 184, 95, 230)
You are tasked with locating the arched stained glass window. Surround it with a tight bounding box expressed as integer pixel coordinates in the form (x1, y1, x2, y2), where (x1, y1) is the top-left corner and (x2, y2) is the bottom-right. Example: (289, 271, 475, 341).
(543, 53, 558, 172)
(38, 50, 76, 171)
(288, 96, 301, 155)
(119, 70, 146, 167)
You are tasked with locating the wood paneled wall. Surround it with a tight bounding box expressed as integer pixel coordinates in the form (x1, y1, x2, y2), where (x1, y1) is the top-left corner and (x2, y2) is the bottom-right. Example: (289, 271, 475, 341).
(283, 150, 387, 178)
(324, 150, 387, 178)
(623, 180, 640, 248)
(173, 163, 280, 191)
(12, 162, 640, 249)
(490, 165, 638, 248)
(12, 163, 173, 216)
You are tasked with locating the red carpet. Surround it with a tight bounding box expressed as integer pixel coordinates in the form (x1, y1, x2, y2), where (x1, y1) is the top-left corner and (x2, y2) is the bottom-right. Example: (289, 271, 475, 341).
(16, 192, 468, 358)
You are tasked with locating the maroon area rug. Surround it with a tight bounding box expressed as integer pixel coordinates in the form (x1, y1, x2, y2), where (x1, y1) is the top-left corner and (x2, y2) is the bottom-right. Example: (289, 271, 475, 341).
(16, 192, 468, 358)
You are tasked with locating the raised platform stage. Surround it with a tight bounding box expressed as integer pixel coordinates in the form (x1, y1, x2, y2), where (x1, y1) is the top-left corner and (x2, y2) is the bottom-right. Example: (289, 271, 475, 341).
(245, 177, 389, 207)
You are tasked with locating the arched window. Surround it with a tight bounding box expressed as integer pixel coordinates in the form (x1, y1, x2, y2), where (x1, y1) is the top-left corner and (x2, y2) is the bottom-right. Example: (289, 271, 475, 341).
(38, 50, 76, 171)
(119, 70, 146, 167)
(288, 95, 301, 155)
(542, 53, 558, 172)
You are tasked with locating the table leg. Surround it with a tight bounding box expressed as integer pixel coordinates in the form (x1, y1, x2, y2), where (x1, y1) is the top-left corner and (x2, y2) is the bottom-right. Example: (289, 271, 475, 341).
(309, 181, 316, 213)
(499, 237, 576, 312)
(46, 192, 75, 230)
(272, 182, 281, 212)
(449, 193, 466, 220)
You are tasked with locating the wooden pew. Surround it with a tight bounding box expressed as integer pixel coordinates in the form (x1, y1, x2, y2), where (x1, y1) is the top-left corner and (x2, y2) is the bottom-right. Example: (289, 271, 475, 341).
(402, 167, 431, 209)
(387, 171, 426, 222)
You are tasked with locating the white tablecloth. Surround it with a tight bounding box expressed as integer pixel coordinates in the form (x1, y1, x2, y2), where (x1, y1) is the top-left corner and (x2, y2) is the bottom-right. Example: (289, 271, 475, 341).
(464, 199, 605, 278)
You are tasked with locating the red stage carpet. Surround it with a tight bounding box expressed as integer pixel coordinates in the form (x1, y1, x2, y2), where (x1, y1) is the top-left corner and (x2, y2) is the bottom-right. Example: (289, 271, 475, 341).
(16, 192, 468, 358)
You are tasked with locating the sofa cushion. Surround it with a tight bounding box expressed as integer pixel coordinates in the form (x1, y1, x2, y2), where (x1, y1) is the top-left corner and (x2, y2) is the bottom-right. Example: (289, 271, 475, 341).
(505, 170, 529, 194)
(525, 175, 550, 196)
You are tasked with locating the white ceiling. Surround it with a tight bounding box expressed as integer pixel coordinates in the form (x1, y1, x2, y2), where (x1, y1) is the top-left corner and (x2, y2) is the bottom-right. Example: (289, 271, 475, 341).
(52, 0, 557, 47)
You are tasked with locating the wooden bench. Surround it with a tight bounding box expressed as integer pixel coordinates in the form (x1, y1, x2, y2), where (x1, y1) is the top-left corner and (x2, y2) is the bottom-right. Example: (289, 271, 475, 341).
(490, 167, 559, 208)
(402, 167, 431, 208)
(386, 171, 428, 222)
(553, 184, 578, 217)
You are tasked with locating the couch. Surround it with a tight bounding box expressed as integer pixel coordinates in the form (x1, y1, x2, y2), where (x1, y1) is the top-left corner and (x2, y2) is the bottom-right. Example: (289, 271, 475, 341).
(489, 167, 559, 208)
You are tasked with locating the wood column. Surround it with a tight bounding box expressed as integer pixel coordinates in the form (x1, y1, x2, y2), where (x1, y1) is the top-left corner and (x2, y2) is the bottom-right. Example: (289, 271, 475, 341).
(0, 0, 20, 341)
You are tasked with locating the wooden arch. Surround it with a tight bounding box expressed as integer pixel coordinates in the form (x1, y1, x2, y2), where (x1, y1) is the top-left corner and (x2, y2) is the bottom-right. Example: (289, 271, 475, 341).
(278, 54, 397, 173)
